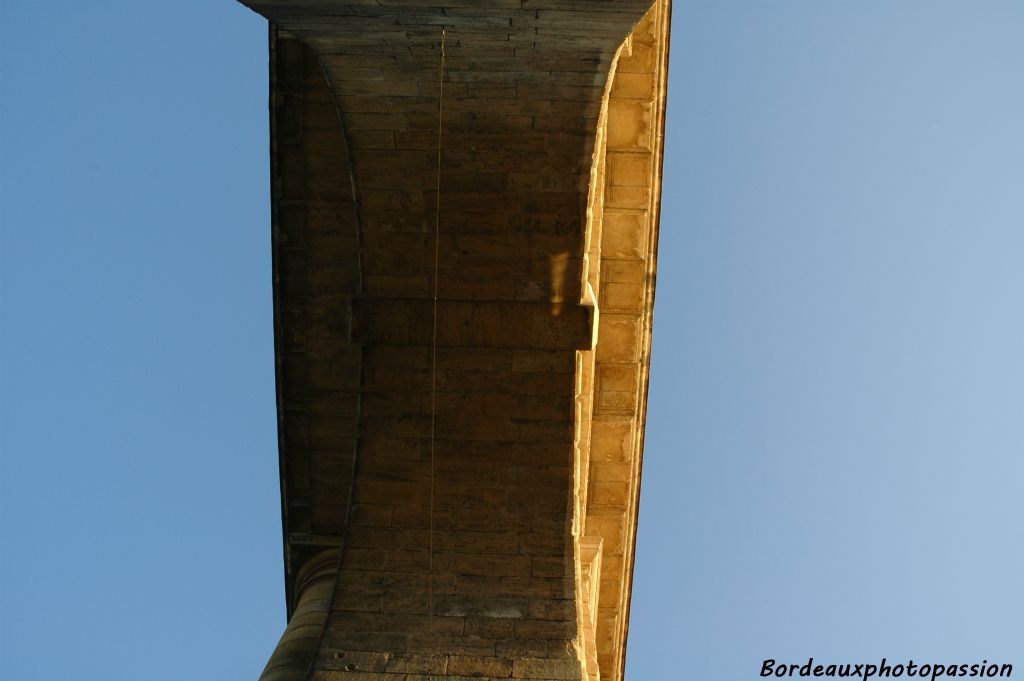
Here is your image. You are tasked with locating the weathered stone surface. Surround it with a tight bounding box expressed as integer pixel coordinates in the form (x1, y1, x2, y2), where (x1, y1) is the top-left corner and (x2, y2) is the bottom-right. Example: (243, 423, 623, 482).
(241, 2, 670, 680)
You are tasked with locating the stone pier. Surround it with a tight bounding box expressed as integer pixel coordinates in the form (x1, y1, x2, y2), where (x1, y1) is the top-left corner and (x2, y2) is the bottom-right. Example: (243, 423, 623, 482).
(235, 2, 671, 679)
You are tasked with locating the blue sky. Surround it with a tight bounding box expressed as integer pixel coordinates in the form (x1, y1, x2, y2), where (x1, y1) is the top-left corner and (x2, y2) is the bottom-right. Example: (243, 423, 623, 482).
(2, 2, 1021, 680)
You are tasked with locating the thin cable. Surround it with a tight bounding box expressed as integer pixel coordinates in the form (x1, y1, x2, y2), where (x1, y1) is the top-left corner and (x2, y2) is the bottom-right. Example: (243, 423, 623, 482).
(428, 25, 446, 660)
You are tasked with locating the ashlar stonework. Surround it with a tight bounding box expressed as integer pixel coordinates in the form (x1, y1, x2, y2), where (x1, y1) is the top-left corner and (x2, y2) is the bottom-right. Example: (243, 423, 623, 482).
(235, 2, 671, 679)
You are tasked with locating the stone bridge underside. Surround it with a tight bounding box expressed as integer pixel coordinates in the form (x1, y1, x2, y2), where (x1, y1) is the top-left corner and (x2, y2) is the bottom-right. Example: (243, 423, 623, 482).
(239, 2, 670, 680)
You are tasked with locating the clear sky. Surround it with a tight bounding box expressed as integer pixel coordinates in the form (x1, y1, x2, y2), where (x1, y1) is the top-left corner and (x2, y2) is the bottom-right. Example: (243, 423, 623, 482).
(1, 2, 1021, 680)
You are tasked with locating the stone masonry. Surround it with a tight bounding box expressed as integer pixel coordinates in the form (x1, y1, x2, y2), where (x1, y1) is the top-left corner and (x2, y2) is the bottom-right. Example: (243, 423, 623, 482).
(237, 2, 671, 680)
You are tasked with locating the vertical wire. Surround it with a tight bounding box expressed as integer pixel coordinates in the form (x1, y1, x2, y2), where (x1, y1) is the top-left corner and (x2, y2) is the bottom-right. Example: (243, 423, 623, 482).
(428, 25, 446, 661)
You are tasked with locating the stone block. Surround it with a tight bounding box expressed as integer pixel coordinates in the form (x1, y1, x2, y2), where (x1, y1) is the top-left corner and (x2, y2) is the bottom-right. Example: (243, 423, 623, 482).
(605, 100, 652, 150)
(512, 658, 582, 680)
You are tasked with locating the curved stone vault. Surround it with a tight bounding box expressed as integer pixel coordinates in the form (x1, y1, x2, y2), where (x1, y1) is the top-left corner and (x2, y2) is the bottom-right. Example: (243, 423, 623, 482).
(235, 2, 671, 679)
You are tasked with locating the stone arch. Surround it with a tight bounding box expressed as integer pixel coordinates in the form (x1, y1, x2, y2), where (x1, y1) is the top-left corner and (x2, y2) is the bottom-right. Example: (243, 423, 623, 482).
(246, 2, 671, 679)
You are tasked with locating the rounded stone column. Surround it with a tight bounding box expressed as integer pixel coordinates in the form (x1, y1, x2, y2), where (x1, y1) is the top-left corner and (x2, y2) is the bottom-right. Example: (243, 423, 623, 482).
(259, 550, 339, 681)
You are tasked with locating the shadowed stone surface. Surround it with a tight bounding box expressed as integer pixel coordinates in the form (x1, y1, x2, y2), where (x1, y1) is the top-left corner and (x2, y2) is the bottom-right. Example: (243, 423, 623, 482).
(237, 2, 670, 679)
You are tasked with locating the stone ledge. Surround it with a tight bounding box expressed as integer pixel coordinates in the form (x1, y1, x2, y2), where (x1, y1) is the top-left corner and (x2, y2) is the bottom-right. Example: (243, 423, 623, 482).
(351, 298, 594, 350)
